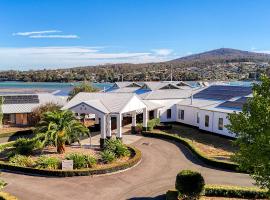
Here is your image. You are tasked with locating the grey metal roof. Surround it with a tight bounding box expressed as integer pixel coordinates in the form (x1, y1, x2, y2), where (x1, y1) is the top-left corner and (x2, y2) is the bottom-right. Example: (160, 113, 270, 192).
(2, 93, 66, 114)
(108, 87, 140, 93)
(63, 92, 139, 113)
(139, 89, 193, 100)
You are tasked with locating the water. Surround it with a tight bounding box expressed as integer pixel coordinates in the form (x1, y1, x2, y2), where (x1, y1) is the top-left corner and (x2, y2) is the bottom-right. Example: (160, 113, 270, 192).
(0, 81, 114, 96)
(0, 81, 255, 96)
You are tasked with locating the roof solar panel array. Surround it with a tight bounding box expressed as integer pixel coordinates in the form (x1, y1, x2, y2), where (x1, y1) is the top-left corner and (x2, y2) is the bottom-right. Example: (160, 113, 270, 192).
(2, 95, 39, 104)
(194, 85, 252, 100)
(217, 96, 250, 110)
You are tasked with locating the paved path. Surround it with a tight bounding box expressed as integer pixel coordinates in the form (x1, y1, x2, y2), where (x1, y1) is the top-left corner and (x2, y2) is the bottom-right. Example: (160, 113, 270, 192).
(2, 137, 254, 200)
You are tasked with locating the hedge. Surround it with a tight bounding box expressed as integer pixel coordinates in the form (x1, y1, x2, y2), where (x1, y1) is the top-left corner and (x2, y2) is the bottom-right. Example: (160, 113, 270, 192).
(142, 131, 240, 172)
(204, 185, 268, 199)
(0, 192, 18, 200)
(166, 185, 268, 199)
(0, 145, 141, 177)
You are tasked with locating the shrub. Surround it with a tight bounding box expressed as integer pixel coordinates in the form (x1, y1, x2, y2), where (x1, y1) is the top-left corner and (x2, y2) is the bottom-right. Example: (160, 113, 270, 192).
(0, 180, 7, 190)
(9, 155, 35, 167)
(204, 185, 268, 199)
(36, 156, 60, 170)
(104, 139, 130, 158)
(84, 154, 97, 168)
(100, 150, 116, 163)
(175, 170, 205, 199)
(13, 138, 36, 155)
(65, 153, 97, 169)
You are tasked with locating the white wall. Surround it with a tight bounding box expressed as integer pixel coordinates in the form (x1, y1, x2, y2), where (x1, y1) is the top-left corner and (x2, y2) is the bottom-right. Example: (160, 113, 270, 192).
(149, 99, 181, 122)
(212, 112, 235, 137)
(176, 105, 200, 127)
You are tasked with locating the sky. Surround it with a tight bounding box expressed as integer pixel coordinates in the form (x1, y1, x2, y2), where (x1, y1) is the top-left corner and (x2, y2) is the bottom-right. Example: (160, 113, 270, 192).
(1, 0, 270, 70)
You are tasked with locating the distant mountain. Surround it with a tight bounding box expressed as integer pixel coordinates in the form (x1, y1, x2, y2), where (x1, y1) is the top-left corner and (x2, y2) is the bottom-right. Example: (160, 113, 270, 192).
(169, 48, 270, 63)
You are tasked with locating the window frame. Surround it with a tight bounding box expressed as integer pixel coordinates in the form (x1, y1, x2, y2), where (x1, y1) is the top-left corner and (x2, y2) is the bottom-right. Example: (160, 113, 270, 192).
(205, 115, 209, 127)
(167, 109, 172, 119)
(218, 117, 223, 130)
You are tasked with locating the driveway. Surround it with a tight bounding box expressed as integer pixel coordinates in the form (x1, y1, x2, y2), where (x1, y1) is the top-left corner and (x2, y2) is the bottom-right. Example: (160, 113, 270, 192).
(1, 137, 254, 200)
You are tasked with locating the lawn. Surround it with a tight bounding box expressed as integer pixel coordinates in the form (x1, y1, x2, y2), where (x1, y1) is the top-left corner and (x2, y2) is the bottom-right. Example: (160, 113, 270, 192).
(154, 124, 236, 162)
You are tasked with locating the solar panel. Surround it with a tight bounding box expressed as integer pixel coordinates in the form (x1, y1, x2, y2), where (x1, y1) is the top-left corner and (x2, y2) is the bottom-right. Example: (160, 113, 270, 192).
(2, 95, 39, 104)
(217, 96, 249, 109)
(194, 85, 252, 100)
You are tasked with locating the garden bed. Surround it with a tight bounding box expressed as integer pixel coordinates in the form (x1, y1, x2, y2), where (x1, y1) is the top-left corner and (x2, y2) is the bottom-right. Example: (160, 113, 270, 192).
(0, 141, 141, 177)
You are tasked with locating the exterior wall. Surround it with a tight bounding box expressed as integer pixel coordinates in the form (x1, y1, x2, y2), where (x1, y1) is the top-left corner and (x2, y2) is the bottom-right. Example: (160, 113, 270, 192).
(198, 109, 214, 132)
(212, 112, 235, 137)
(149, 99, 182, 122)
(176, 105, 200, 127)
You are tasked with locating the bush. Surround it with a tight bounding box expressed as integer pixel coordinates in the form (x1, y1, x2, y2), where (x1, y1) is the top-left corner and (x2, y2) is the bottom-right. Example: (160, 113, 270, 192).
(13, 138, 43, 155)
(204, 185, 268, 199)
(100, 150, 116, 163)
(9, 155, 35, 167)
(0, 192, 18, 200)
(175, 170, 205, 199)
(104, 139, 130, 158)
(65, 153, 97, 169)
(13, 138, 36, 155)
(36, 156, 60, 170)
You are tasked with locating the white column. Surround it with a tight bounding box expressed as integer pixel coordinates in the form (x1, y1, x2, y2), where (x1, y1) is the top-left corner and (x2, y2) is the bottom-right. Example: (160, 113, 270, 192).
(116, 113, 122, 139)
(132, 111, 137, 127)
(143, 107, 148, 130)
(100, 115, 106, 139)
(95, 115, 99, 124)
(154, 109, 159, 118)
(106, 115, 112, 138)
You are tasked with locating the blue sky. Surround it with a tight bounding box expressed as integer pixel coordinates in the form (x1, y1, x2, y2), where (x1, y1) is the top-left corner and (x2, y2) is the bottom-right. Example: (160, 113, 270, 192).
(1, 0, 270, 70)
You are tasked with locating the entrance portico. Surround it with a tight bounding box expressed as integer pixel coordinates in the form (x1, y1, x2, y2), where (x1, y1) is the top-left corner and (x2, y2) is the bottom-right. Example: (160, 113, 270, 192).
(62, 92, 153, 147)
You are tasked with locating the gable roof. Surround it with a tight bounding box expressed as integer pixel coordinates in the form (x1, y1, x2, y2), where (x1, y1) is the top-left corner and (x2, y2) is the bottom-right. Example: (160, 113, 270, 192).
(62, 92, 144, 113)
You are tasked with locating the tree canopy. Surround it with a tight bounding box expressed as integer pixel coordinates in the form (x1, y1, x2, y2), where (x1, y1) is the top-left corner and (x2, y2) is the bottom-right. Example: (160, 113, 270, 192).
(68, 82, 99, 101)
(227, 75, 270, 194)
(35, 110, 89, 154)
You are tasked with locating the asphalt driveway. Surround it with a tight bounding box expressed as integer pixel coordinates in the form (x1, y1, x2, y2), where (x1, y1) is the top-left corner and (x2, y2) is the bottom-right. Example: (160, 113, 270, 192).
(1, 137, 254, 200)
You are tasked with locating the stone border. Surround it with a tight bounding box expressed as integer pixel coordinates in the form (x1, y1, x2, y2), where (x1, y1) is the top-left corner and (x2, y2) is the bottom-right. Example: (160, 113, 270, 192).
(0, 145, 141, 177)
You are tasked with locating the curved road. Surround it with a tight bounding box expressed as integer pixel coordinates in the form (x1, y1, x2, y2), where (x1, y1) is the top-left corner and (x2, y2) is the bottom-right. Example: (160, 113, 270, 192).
(2, 137, 254, 200)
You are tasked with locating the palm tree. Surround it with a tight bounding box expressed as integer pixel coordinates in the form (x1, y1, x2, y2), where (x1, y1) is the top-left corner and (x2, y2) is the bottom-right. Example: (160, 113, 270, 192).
(35, 110, 89, 154)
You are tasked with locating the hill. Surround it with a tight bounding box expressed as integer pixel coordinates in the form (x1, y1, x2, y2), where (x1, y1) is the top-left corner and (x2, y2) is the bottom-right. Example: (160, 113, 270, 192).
(170, 48, 270, 63)
(0, 48, 270, 82)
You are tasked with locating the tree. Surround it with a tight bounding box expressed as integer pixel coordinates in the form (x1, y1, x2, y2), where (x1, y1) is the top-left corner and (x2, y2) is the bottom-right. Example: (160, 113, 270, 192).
(227, 75, 270, 194)
(30, 103, 61, 125)
(35, 110, 89, 154)
(0, 96, 3, 128)
(68, 82, 99, 101)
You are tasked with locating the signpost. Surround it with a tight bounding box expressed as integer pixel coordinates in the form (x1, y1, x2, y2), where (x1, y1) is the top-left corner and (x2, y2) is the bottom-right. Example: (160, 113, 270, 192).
(62, 160, 73, 170)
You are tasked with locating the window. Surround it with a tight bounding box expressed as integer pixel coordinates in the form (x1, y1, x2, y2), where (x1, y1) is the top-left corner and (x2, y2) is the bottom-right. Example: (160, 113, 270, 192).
(205, 115, 209, 127)
(218, 118, 223, 130)
(178, 109, 184, 120)
(167, 109, 172, 119)
(197, 112, 200, 123)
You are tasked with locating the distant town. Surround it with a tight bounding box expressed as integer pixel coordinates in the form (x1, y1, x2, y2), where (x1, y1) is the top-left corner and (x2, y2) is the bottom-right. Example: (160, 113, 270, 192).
(1, 48, 270, 83)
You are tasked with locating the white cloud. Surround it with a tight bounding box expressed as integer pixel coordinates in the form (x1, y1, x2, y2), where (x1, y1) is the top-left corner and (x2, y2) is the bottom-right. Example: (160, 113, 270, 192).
(0, 46, 175, 70)
(152, 49, 173, 56)
(12, 30, 78, 39)
(254, 50, 270, 54)
(29, 34, 79, 39)
(12, 30, 61, 36)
